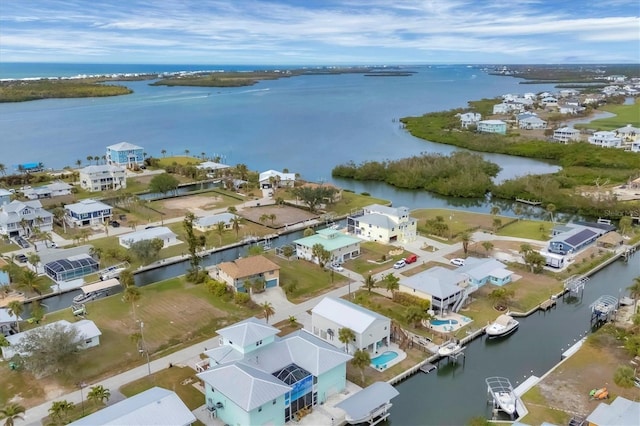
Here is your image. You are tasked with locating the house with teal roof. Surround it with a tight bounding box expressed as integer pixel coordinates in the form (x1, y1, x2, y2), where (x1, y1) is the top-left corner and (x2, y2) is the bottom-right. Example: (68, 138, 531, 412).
(293, 229, 361, 264)
(198, 317, 352, 425)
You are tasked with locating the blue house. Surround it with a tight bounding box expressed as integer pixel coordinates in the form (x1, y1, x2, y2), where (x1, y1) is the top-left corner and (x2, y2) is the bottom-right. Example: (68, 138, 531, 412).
(106, 142, 144, 168)
(197, 318, 352, 425)
(548, 224, 607, 255)
(456, 257, 513, 287)
(64, 199, 113, 227)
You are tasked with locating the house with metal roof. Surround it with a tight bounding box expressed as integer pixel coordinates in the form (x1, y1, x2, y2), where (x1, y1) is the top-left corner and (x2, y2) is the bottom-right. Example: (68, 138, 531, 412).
(198, 317, 352, 425)
(552, 127, 581, 143)
(518, 116, 547, 130)
(398, 266, 468, 314)
(118, 226, 178, 249)
(259, 170, 296, 188)
(311, 297, 391, 355)
(294, 229, 361, 264)
(196, 161, 230, 173)
(2, 319, 101, 359)
(214, 255, 280, 292)
(194, 212, 237, 232)
(21, 181, 72, 200)
(0, 189, 11, 206)
(70, 386, 196, 426)
(64, 199, 113, 227)
(347, 204, 417, 244)
(106, 142, 144, 168)
(456, 112, 481, 128)
(456, 257, 514, 287)
(79, 164, 127, 192)
(0, 199, 53, 237)
(548, 224, 607, 255)
(588, 131, 623, 148)
(615, 124, 640, 143)
(477, 120, 507, 134)
(586, 396, 640, 426)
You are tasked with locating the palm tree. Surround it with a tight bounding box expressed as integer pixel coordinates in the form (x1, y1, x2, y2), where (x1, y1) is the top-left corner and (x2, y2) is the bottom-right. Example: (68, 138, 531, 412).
(0, 403, 25, 426)
(122, 283, 141, 320)
(488, 287, 515, 311)
(384, 273, 399, 296)
(201, 152, 206, 160)
(0, 163, 6, 176)
(338, 327, 355, 353)
(216, 221, 226, 245)
(231, 217, 242, 238)
(75, 159, 82, 168)
(481, 241, 494, 256)
(48, 400, 74, 423)
(259, 214, 270, 225)
(161, 149, 167, 158)
(27, 253, 40, 270)
(513, 204, 523, 221)
(492, 218, 502, 233)
(7, 300, 23, 332)
(405, 306, 427, 327)
(269, 213, 276, 225)
(460, 231, 471, 255)
(627, 277, 640, 313)
(490, 205, 500, 216)
(364, 274, 377, 293)
(546, 203, 556, 223)
(87, 385, 111, 406)
(261, 302, 275, 323)
(184, 149, 190, 157)
(22, 269, 43, 295)
(86, 155, 93, 165)
(52, 207, 66, 233)
(351, 349, 371, 383)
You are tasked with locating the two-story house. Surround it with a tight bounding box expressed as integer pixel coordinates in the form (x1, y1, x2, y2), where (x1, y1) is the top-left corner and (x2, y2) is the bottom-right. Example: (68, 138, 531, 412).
(0, 200, 53, 237)
(106, 142, 144, 169)
(294, 229, 361, 264)
(64, 199, 113, 228)
(477, 120, 507, 134)
(347, 204, 417, 244)
(588, 131, 623, 148)
(79, 165, 127, 192)
(214, 255, 280, 292)
(552, 127, 581, 143)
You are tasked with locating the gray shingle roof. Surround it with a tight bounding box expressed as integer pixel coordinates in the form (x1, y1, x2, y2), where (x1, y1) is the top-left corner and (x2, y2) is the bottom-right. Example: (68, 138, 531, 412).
(70, 387, 195, 425)
(216, 317, 279, 347)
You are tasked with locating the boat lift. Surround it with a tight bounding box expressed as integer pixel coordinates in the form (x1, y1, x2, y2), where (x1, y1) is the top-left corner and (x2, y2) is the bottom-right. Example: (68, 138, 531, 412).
(563, 275, 589, 302)
(589, 295, 618, 328)
(485, 376, 518, 420)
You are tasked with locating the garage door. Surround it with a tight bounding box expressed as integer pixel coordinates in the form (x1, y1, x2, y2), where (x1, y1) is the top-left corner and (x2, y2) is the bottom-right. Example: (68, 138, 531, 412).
(265, 279, 278, 288)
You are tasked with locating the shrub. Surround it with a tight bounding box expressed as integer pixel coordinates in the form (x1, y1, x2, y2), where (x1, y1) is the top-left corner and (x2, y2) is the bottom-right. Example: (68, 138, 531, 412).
(205, 280, 228, 297)
(234, 292, 251, 305)
(392, 292, 431, 310)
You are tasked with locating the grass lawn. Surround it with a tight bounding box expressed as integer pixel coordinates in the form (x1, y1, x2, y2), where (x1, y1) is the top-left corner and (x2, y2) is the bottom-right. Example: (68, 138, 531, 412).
(346, 345, 428, 388)
(343, 242, 410, 276)
(574, 99, 640, 131)
(497, 219, 553, 241)
(413, 208, 516, 239)
(265, 253, 348, 303)
(156, 156, 202, 168)
(0, 277, 258, 408)
(120, 365, 204, 410)
(40, 400, 106, 425)
(0, 240, 19, 253)
(325, 191, 390, 216)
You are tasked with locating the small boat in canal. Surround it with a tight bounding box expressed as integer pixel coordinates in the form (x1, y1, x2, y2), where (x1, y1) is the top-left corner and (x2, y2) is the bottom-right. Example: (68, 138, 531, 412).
(486, 377, 518, 419)
(486, 314, 519, 338)
(438, 339, 462, 357)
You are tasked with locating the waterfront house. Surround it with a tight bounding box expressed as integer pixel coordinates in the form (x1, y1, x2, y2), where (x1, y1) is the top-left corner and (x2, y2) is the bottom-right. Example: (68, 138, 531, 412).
(198, 317, 352, 425)
(540, 96, 558, 107)
(70, 387, 196, 426)
(548, 224, 607, 255)
(311, 297, 391, 355)
(118, 226, 178, 249)
(518, 116, 547, 130)
(586, 396, 639, 426)
(398, 266, 468, 314)
(477, 120, 507, 135)
(631, 141, 640, 153)
(44, 253, 99, 282)
(299, 181, 343, 203)
(552, 127, 581, 143)
(259, 170, 296, 188)
(588, 131, 623, 148)
(194, 212, 237, 232)
(492, 103, 510, 115)
(79, 164, 127, 192)
(0, 189, 11, 207)
(615, 124, 640, 143)
(2, 319, 101, 359)
(64, 199, 113, 228)
(214, 255, 280, 292)
(456, 112, 481, 128)
(293, 229, 361, 264)
(456, 257, 513, 287)
(106, 142, 144, 169)
(0, 200, 53, 237)
(347, 204, 417, 244)
(196, 161, 231, 176)
(21, 181, 72, 200)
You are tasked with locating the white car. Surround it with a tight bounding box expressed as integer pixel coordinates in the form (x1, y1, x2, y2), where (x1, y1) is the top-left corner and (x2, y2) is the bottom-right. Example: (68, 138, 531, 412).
(450, 258, 465, 267)
(331, 263, 344, 272)
(393, 260, 406, 269)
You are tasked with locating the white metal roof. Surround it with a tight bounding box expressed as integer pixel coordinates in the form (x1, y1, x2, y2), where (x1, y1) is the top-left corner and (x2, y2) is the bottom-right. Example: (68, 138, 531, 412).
(400, 266, 465, 299)
(65, 199, 112, 214)
(216, 317, 279, 347)
(80, 278, 121, 295)
(312, 297, 389, 334)
(106, 141, 143, 151)
(0, 308, 22, 323)
(118, 226, 176, 245)
(70, 387, 195, 426)
(336, 382, 399, 421)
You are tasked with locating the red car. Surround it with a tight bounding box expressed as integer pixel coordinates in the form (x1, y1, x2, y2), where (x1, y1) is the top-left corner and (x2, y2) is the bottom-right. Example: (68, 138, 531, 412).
(405, 254, 418, 264)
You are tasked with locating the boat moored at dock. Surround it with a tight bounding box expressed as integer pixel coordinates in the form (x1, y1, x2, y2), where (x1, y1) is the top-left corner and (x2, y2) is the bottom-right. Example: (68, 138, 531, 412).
(485, 314, 519, 338)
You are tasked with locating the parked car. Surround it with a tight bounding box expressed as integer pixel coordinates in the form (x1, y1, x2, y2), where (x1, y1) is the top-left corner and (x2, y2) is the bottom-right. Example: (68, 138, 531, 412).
(16, 254, 28, 263)
(331, 263, 344, 272)
(405, 254, 418, 264)
(450, 258, 465, 267)
(49, 241, 58, 248)
(393, 259, 406, 269)
(109, 220, 120, 228)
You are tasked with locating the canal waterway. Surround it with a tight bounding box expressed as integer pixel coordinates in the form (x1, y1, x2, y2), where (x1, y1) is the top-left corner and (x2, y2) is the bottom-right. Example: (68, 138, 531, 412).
(389, 251, 640, 425)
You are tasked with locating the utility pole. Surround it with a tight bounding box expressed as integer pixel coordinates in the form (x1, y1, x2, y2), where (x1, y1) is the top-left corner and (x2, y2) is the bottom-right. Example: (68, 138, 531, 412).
(140, 321, 151, 376)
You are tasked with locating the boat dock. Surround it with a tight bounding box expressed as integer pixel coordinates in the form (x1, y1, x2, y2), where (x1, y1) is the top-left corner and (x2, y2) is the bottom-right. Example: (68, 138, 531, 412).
(485, 376, 519, 420)
(419, 363, 437, 374)
(515, 198, 542, 206)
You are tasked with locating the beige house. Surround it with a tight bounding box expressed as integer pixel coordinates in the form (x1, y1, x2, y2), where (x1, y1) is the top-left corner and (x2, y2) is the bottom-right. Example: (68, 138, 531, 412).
(79, 165, 127, 192)
(347, 204, 417, 244)
(214, 255, 280, 292)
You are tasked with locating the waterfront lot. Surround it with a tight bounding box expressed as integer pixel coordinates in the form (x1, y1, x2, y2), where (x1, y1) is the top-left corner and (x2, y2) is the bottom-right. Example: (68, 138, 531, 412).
(343, 242, 411, 276)
(413, 208, 516, 240)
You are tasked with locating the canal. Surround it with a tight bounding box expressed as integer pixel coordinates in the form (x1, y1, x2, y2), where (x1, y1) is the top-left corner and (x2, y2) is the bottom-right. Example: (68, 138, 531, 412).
(389, 251, 640, 425)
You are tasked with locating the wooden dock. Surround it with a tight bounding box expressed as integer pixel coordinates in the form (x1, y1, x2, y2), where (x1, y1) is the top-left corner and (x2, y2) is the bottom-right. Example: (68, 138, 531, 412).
(515, 198, 542, 206)
(540, 298, 557, 311)
(419, 363, 437, 374)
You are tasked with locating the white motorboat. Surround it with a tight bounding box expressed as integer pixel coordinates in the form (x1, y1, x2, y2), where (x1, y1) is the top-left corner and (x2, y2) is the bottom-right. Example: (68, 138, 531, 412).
(486, 314, 519, 338)
(438, 340, 462, 357)
(486, 377, 518, 419)
(496, 391, 516, 416)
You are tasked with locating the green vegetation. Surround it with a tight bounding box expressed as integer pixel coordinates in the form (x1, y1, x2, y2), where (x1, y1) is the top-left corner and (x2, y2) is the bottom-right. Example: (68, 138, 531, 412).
(575, 98, 640, 130)
(0, 80, 132, 103)
(496, 219, 553, 240)
(342, 242, 409, 275)
(332, 152, 500, 198)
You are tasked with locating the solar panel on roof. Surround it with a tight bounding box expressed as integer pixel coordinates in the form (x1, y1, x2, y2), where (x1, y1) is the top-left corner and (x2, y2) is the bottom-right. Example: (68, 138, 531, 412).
(564, 229, 596, 247)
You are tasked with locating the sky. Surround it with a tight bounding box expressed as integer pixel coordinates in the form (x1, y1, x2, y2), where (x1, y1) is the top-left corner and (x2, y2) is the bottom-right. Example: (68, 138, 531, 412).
(1, 0, 639, 65)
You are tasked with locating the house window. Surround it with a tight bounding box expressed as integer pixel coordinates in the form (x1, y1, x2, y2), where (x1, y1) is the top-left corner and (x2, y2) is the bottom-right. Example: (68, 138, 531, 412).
(256, 340, 263, 346)
(258, 407, 262, 412)
(273, 400, 276, 405)
(85, 339, 92, 344)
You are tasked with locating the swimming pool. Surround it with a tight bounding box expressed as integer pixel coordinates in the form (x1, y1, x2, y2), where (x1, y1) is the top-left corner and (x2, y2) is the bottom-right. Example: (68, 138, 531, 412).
(430, 319, 459, 326)
(370, 351, 398, 366)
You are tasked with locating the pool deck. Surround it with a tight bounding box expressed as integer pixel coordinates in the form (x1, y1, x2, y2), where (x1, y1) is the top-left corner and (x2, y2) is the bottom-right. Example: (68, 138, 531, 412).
(426, 312, 473, 333)
(370, 343, 406, 372)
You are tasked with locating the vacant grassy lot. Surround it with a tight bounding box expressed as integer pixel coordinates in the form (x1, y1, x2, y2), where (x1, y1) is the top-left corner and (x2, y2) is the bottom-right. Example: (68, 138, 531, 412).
(497, 219, 553, 240)
(155, 156, 203, 168)
(343, 242, 410, 276)
(241, 205, 318, 228)
(413, 208, 515, 240)
(0, 277, 258, 408)
(326, 191, 390, 216)
(574, 99, 640, 131)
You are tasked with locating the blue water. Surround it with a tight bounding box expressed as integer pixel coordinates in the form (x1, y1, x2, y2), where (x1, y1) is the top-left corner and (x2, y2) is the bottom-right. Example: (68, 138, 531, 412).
(430, 319, 459, 326)
(371, 350, 398, 365)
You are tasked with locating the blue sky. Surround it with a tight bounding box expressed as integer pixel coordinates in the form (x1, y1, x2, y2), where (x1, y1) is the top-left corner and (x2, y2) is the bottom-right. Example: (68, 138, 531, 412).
(1, 0, 639, 64)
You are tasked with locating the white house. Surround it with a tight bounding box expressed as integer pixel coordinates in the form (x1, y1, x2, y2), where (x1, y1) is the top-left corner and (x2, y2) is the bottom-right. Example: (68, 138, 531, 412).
(21, 181, 72, 200)
(540, 96, 558, 107)
(118, 226, 178, 249)
(106, 142, 144, 168)
(79, 165, 127, 192)
(552, 127, 581, 143)
(588, 131, 623, 148)
(194, 212, 237, 232)
(347, 204, 417, 244)
(311, 297, 391, 356)
(0, 189, 11, 207)
(398, 266, 469, 314)
(64, 199, 113, 227)
(518, 116, 547, 130)
(477, 120, 507, 135)
(70, 387, 196, 426)
(1, 319, 101, 359)
(0, 200, 53, 237)
(196, 161, 231, 176)
(259, 170, 296, 188)
(631, 140, 640, 153)
(0, 308, 21, 337)
(457, 112, 481, 128)
(294, 229, 361, 264)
